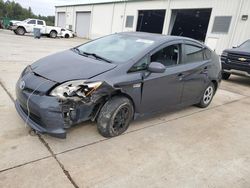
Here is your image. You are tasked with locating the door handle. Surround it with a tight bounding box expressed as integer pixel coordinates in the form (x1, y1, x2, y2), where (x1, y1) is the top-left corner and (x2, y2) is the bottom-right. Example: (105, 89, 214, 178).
(201, 66, 208, 74)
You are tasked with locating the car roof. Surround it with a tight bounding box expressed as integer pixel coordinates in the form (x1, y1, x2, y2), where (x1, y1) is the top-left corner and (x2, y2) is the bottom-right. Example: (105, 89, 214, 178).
(119, 32, 201, 45)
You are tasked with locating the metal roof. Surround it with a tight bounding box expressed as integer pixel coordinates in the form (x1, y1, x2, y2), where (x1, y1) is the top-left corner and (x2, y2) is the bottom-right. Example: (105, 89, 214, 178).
(55, 0, 146, 7)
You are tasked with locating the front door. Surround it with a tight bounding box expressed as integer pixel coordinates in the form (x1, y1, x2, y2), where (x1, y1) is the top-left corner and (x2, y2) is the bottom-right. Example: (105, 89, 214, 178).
(25, 19, 36, 33)
(140, 42, 184, 113)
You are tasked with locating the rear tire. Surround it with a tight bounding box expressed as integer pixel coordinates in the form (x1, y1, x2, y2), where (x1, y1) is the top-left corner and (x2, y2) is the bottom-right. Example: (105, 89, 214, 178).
(197, 82, 215, 108)
(222, 72, 231, 80)
(16, 27, 25, 35)
(49, 31, 57, 38)
(97, 96, 134, 138)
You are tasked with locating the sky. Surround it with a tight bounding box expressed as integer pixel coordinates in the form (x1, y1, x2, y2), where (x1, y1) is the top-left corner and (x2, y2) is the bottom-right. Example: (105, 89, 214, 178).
(10, 0, 91, 16)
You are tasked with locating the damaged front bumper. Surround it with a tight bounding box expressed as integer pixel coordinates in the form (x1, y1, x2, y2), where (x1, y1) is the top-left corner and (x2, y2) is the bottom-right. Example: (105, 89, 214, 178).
(15, 81, 95, 139)
(15, 99, 67, 138)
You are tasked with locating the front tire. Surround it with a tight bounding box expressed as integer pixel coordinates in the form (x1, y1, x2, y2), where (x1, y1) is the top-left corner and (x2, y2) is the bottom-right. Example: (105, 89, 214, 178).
(197, 83, 215, 108)
(49, 31, 57, 38)
(16, 27, 25, 35)
(65, 34, 69, 38)
(97, 96, 134, 138)
(222, 72, 231, 80)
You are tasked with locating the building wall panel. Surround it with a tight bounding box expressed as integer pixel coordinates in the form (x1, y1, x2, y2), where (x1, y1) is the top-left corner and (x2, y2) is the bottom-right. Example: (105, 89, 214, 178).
(55, 0, 250, 54)
(90, 4, 114, 38)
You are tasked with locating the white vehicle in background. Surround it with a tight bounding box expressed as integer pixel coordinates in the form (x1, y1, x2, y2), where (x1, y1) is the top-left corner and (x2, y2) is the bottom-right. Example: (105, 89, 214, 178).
(12, 18, 62, 38)
(60, 28, 74, 38)
(9, 20, 21, 30)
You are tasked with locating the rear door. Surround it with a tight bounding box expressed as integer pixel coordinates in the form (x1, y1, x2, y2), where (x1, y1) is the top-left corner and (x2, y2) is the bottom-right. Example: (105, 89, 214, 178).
(180, 41, 211, 104)
(36, 20, 46, 34)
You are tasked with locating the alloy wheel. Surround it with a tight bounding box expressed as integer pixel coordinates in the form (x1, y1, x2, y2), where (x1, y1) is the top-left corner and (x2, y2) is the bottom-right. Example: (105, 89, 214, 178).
(203, 86, 214, 105)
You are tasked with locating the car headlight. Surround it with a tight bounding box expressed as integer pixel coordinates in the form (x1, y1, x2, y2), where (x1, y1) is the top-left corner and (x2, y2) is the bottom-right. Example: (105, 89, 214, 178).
(221, 51, 228, 57)
(21, 65, 32, 77)
(50, 80, 103, 99)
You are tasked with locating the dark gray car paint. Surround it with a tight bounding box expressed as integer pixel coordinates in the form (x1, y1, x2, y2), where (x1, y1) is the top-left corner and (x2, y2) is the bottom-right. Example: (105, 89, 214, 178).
(31, 50, 117, 82)
(15, 32, 221, 138)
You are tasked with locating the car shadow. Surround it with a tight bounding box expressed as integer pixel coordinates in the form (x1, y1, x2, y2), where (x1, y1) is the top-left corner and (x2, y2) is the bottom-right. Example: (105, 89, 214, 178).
(224, 75, 250, 87)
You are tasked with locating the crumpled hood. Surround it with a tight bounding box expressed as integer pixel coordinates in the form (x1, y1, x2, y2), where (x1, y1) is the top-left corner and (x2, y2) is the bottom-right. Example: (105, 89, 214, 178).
(31, 50, 117, 83)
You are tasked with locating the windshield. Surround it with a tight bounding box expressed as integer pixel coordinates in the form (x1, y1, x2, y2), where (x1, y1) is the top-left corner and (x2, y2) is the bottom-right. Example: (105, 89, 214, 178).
(77, 34, 155, 63)
(239, 40, 250, 49)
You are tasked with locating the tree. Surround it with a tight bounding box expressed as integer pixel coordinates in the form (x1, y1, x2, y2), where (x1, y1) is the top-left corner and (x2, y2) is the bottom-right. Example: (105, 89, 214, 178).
(0, 0, 54, 25)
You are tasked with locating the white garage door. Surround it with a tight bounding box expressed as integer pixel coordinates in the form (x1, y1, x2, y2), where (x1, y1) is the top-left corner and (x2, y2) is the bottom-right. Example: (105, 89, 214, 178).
(76, 12, 91, 38)
(57, 12, 66, 28)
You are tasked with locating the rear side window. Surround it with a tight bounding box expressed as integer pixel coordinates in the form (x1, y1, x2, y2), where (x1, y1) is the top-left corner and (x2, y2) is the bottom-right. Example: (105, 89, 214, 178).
(37, 20, 44, 25)
(27, 20, 36, 24)
(183, 44, 211, 63)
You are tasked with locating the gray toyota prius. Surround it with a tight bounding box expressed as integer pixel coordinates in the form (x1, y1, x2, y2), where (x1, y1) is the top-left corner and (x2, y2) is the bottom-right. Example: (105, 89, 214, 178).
(15, 32, 221, 138)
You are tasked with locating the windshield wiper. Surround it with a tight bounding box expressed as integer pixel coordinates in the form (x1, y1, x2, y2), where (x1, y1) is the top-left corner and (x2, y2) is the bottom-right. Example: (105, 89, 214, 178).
(81, 51, 112, 63)
(72, 47, 87, 56)
(72, 48, 112, 63)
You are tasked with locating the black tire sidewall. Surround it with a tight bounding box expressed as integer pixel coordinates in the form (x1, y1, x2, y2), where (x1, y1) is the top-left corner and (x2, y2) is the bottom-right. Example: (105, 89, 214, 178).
(97, 97, 134, 138)
(222, 72, 231, 80)
(50, 31, 57, 38)
(198, 83, 215, 108)
(17, 27, 25, 35)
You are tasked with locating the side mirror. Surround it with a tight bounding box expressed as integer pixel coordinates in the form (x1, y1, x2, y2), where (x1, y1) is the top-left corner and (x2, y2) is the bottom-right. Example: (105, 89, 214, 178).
(148, 62, 166, 73)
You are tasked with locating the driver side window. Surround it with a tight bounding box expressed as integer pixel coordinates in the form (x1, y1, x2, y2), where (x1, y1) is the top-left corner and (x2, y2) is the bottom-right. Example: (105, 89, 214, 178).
(28, 20, 36, 24)
(151, 44, 180, 67)
(129, 56, 149, 72)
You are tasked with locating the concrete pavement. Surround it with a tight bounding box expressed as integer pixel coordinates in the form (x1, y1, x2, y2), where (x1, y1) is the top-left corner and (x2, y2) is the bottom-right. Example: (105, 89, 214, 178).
(1, 29, 250, 188)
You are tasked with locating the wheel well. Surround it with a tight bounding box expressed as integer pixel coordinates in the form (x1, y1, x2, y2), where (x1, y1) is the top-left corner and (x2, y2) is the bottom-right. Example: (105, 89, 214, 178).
(211, 80, 218, 91)
(65, 34, 69, 38)
(91, 91, 135, 121)
(111, 91, 135, 111)
(17, 26, 26, 32)
(50, 30, 57, 34)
